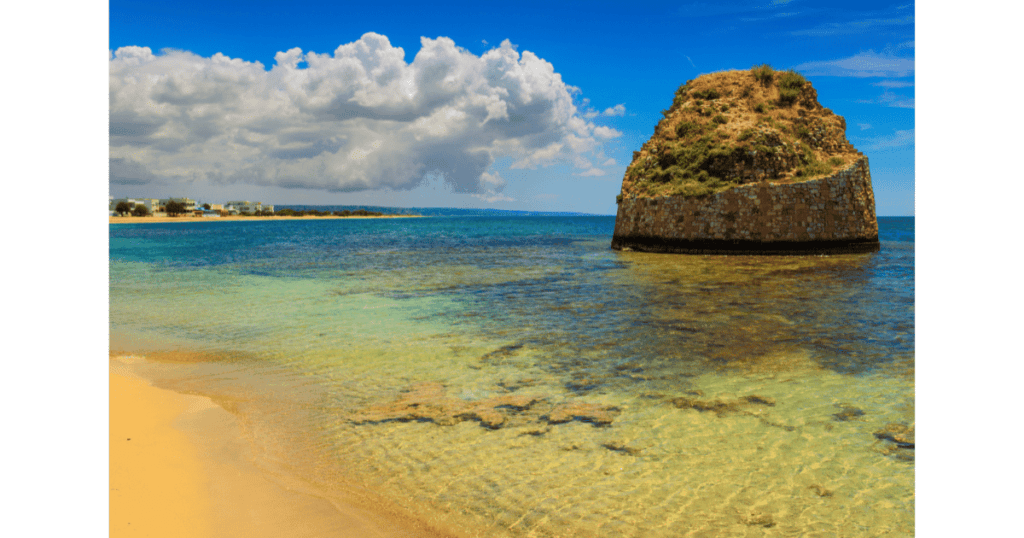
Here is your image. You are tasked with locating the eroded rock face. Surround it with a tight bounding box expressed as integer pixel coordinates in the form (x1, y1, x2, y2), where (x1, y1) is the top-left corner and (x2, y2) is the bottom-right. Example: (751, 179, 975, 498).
(612, 158, 879, 254)
(350, 382, 621, 430)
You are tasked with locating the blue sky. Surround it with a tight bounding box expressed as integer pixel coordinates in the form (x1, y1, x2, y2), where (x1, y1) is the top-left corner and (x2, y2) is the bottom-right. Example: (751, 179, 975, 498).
(108, 0, 915, 215)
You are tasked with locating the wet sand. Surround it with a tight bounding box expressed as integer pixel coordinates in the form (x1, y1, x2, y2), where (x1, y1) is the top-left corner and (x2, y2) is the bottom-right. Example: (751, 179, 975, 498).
(109, 215, 421, 224)
(110, 360, 450, 538)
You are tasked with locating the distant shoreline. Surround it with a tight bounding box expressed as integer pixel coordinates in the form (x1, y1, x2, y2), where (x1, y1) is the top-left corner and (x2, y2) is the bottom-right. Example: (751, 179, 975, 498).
(109, 215, 422, 224)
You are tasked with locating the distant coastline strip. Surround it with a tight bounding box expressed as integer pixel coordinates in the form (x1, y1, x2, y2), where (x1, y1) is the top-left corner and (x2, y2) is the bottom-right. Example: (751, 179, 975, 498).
(109, 215, 422, 224)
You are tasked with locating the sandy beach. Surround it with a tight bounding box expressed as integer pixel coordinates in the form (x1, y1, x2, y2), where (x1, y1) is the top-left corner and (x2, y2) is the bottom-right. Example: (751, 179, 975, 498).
(110, 358, 452, 538)
(110, 215, 421, 224)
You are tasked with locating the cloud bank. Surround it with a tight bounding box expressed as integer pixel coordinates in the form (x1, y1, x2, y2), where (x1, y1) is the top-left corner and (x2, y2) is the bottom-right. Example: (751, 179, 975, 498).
(109, 34, 620, 194)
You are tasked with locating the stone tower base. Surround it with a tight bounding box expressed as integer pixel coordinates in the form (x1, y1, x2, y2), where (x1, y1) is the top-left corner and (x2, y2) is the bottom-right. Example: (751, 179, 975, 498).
(611, 157, 879, 256)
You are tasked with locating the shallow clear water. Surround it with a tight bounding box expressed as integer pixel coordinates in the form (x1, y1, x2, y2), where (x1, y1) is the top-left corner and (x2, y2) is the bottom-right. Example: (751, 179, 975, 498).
(110, 216, 914, 537)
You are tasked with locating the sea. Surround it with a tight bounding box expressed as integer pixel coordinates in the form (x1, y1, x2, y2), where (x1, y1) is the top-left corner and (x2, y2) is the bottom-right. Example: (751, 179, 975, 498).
(109, 215, 914, 537)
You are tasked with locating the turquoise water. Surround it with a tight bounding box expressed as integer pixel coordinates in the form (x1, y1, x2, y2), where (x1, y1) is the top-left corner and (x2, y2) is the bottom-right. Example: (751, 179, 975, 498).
(110, 216, 914, 537)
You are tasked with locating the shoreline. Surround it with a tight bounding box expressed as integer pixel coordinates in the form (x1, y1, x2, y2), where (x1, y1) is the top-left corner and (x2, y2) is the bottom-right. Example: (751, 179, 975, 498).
(109, 215, 422, 224)
(110, 357, 453, 538)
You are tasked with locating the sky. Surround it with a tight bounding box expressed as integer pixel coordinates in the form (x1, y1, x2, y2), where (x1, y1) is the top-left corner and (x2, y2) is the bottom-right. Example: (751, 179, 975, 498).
(108, 0, 916, 215)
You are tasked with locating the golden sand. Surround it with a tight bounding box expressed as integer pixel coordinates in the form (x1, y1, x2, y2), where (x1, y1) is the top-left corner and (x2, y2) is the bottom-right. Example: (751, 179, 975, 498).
(109, 215, 421, 224)
(110, 364, 447, 538)
(110, 370, 213, 537)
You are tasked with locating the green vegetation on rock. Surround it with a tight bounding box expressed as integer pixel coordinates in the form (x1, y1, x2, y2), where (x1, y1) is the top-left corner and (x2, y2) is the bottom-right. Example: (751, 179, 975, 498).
(619, 65, 862, 200)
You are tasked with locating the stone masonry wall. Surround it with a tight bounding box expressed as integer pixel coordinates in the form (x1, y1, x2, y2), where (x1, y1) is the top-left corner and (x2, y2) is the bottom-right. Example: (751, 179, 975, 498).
(611, 156, 879, 254)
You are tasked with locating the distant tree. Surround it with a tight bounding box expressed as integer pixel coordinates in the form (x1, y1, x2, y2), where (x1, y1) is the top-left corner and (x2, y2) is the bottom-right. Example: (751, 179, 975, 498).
(202, 203, 211, 210)
(131, 204, 150, 217)
(114, 201, 131, 216)
(165, 200, 186, 216)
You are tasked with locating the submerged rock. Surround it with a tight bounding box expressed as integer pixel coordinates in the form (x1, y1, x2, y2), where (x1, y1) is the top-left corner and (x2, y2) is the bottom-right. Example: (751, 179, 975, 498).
(670, 393, 794, 431)
(874, 422, 915, 461)
(350, 382, 544, 430)
(741, 395, 777, 406)
(808, 484, 834, 497)
(351, 382, 625, 431)
(497, 377, 539, 392)
(670, 394, 775, 416)
(564, 375, 606, 394)
(743, 511, 776, 528)
(874, 422, 915, 448)
(602, 441, 642, 456)
(544, 402, 620, 426)
(833, 403, 865, 421)
(479, 343, 525, 363)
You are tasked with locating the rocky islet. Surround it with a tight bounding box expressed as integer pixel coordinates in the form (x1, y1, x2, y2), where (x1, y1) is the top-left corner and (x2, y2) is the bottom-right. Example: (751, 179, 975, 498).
(612, 67, 880, 255)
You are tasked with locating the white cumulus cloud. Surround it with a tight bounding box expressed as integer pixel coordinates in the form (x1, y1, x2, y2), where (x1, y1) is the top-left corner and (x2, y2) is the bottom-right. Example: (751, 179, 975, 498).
(601, 104, 626, 116)
(109, 34, 616, 193)
(593, 126, 623, 139)
(582, 102, 626, 119)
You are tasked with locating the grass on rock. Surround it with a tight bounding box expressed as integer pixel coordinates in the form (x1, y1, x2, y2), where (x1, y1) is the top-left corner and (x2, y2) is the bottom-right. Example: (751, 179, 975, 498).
(619, 65, 862, 200)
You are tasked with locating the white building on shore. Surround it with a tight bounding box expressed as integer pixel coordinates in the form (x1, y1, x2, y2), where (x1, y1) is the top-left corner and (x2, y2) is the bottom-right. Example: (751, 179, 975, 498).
(110, 197, 273, 216)
(225, 201, 273, 214)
